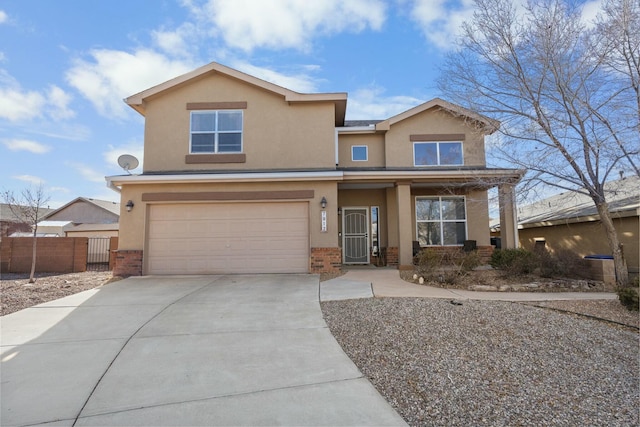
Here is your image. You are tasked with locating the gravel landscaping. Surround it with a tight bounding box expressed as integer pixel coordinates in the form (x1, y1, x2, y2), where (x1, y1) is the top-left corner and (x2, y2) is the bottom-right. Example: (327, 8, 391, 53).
(322, 298, 639, 427)
(1, 271, 113, 316)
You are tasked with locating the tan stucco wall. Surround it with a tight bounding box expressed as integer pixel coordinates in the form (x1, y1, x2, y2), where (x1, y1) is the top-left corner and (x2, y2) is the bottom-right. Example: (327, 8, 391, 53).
(142, 73, 336, 172)
(337, 134, 385, 168)
(118, 181, 338, 251)
(519, 215, 639, 274)
(384, 108, 487, 168)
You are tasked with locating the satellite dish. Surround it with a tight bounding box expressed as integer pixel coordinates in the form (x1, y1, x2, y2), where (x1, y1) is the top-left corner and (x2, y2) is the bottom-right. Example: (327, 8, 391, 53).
(117, 154, 139, 174)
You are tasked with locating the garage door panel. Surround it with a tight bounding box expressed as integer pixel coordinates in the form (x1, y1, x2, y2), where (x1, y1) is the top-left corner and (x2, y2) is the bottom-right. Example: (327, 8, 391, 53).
(147, 202, 309, 274)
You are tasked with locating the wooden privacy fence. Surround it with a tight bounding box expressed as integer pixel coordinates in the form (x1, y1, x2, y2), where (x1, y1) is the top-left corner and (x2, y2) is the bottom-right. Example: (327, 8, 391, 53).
(0, 237, 118, 274)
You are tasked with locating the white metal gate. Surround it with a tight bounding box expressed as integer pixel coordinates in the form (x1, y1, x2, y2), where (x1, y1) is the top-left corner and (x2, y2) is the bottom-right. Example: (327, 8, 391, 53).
(342, 207, 370, 264)
(87, 237, 111, 271)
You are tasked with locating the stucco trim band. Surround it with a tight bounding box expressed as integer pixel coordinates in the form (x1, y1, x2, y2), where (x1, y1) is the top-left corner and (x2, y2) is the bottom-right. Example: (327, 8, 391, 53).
(409, 133, 466, 141)
(141, 190, 315, 202)
(186, 101, 247, 110)
(185, 154, 247, 164)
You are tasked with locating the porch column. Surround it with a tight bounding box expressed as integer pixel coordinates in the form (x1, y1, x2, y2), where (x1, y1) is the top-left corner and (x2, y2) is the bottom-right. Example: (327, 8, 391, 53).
(498, 183, 519, 249)
(396, 181, 413, 268)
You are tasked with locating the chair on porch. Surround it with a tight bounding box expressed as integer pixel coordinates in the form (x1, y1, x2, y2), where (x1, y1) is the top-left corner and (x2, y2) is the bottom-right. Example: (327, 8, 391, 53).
(412, 241, 422, 257)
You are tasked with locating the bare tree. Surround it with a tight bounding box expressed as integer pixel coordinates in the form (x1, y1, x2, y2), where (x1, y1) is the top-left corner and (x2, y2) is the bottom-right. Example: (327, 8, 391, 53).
(438, 0, 640, 286)
(2, 184, 51, 283)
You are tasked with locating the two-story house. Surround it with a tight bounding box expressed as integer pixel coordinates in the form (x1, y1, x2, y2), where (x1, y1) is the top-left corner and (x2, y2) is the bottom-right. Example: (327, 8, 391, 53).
(107, 62, 523, 276)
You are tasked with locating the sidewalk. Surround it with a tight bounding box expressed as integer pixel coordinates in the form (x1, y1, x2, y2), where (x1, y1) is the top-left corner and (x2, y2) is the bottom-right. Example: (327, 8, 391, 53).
(321, 268, 617, 302)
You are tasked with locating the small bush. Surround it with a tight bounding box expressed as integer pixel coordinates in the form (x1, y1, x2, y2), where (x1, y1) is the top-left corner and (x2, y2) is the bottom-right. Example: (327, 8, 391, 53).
(414, 249, 442, 276)
(538, 250, 590, 278)
(617, 287, 639, 311)
(490, 248, 537, 275)
(415, 249, 482, 285)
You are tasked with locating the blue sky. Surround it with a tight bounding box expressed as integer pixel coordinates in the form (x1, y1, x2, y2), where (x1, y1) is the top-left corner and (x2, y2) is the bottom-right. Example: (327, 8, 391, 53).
(0, 0, 602, 208)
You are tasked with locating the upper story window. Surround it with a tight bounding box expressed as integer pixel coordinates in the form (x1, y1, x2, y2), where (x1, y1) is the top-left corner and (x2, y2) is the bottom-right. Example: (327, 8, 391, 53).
(414, 141, 463, 166)
(190, 110, 243, 153)
(351, 145, 368, 161)
(416, 196, 467, 246)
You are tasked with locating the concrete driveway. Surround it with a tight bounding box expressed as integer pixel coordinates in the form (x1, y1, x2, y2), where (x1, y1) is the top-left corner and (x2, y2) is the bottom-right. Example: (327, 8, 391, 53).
(1, 275, 406, 426)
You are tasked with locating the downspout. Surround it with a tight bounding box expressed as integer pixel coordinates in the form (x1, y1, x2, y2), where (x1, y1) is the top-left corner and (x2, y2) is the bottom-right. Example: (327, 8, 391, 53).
(335, 128, 339, 166)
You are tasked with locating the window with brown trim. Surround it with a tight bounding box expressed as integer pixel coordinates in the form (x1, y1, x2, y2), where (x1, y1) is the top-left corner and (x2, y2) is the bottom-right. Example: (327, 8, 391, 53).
(190, 110, 243, 153)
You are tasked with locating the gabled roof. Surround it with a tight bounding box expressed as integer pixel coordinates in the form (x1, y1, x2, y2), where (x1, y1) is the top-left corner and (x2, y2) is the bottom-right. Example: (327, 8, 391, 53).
(0, 203, 55, 222)
(42, 197, 120, 221)
(125, 62, 348, 126)
(374, 98, 500, 134)
(517, 176, 639, 227)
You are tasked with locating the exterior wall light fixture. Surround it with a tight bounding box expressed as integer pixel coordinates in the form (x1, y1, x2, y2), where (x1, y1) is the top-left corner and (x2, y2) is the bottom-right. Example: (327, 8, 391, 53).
(320, 196, 327, 209)
(126, 200, 135, 212)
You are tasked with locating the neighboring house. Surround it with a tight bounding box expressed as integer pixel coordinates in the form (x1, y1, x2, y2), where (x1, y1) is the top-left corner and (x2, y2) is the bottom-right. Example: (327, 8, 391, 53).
(40, 197, 120, 237)
(513, 176, 639, 279)
(1, 203, 54, 238)
(107, 62, 523, 276)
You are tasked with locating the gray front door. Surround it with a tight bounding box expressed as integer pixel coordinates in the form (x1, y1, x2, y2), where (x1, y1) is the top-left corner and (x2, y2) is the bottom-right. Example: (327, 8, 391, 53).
(342, 207, 370, 264)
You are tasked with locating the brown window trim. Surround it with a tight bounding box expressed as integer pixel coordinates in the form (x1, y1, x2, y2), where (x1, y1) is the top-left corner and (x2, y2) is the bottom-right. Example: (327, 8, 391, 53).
(186, 102, 247, 110)
(410, 133, 465, 141)
(142, 190, 315, 202)
(185, 154, 246, 164)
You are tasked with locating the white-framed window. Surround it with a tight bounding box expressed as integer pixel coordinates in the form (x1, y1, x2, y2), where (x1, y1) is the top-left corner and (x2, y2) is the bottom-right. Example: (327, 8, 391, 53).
(414, 141, 463, 166)
(415, 196, 467, 246)
(190, 110, 243, 153)
(351, 145, 368, 161)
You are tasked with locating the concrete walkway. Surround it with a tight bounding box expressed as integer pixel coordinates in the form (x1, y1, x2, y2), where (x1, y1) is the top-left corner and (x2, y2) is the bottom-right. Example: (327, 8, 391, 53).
(321, 268, 618, 302)
(1, 275, 406, 427)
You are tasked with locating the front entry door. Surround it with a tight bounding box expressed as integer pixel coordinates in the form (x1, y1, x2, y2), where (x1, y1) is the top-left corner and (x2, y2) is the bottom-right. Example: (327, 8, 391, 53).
(342, 207, 370, 264)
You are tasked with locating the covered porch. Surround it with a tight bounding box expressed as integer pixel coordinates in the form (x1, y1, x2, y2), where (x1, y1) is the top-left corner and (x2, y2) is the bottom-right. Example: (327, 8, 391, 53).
(336, 169, 524, 269)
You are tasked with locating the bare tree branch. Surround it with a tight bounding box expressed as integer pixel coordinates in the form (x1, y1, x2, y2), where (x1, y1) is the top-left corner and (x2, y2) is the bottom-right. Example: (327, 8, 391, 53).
(439, 0, 639, 285)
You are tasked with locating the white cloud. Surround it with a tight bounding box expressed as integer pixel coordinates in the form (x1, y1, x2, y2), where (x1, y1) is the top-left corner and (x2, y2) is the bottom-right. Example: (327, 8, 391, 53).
(49, 186, 70, 193)
(2, 138, 51, 154)
(103, 140, 144, 172)
(0, 86, 46, 122)
(410, 0, 476, 50)
(229, 60, 322, 93)
(46, 85, 75, 120)
(580, 0, 603, 27)
(152, 23, 197, 57)
(69, 162, 107, 183)
(0, 10, 7, 24)
(0, 70, 76, 122)
(199, 0, 386, 52)
(66, 49, 194, 119)
(346, 86, 423, 119)
(13, 175, 45, 185)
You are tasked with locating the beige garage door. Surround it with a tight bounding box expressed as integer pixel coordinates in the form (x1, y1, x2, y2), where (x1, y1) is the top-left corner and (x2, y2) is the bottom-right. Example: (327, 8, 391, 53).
(146, 202, 309, 274)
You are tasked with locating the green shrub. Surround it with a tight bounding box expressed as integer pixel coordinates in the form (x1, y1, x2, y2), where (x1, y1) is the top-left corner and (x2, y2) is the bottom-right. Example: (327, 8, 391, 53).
(490, 248, 537, 275)
(617, 287, 639, 311)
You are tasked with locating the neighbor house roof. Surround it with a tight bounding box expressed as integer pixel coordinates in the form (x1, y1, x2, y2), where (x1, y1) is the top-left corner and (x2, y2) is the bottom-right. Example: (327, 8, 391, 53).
(41, 197, 120, 221)
(516, 176, 640, 228)
(124, 61, 348, 126)
(0, 203, 55, 222)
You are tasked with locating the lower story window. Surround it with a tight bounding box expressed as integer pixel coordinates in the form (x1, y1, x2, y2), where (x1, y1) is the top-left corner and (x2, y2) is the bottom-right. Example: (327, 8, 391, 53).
(416, 196, 467, 246)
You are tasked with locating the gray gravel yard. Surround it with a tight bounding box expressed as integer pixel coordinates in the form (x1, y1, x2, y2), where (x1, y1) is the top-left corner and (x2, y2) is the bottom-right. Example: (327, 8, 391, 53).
(321, 298, 639, 427)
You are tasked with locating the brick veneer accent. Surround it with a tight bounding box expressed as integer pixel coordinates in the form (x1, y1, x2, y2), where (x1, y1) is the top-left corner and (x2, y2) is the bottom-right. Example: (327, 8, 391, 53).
(113, 250, 143, 277)
(108, 237, 119, 270)
(386, 247, 399, 266)
(310, 247, 342, 274)
(0, 237, 87, 273)
(415, 245, 494, 264)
